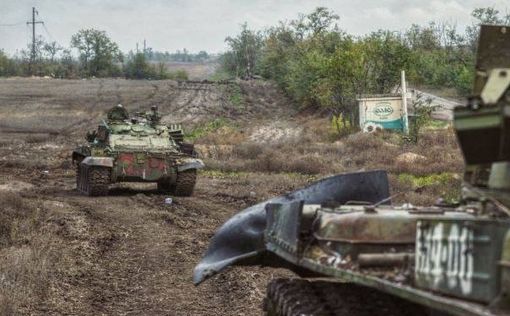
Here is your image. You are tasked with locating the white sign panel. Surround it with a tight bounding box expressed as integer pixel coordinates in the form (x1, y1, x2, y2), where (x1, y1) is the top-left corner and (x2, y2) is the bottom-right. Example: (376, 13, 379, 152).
(358, 96, 405, 132)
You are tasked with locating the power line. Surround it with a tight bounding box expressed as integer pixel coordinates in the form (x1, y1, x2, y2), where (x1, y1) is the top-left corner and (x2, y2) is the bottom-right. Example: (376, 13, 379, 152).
(0, 22, 25, 27)
(42, 23, 55, 42)
(26, 7, 44, 74)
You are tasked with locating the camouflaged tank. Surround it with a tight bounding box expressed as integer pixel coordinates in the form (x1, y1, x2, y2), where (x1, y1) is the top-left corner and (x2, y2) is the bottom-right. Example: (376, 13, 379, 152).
(72, 105, 204, 196)
(194, 25, 510, 316)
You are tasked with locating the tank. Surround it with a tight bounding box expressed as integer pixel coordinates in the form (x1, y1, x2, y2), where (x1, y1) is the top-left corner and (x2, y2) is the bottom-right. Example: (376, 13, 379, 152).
(193, 24, 510, 316)
(72, 105, 204, 196)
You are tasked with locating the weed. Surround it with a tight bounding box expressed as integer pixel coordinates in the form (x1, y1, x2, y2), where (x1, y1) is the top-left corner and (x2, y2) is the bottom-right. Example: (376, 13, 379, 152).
(226, 83, 245, 108)
(233, 143, 264, 159)
(185, 118, 230, 142)
(397, 173, 455, 188)
(208, 69, 233, 81)
(330, 113, 358, 137)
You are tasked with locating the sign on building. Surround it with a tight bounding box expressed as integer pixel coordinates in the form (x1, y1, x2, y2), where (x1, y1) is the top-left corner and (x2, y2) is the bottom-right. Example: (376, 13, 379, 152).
(358, 70, 409, 133)
(358, 95, 405, 132)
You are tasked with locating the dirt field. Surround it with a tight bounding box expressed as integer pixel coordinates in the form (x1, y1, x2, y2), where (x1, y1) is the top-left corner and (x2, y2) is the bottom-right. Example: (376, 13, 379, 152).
(0, 77, 304, 315)
(0, 77, 463, 315)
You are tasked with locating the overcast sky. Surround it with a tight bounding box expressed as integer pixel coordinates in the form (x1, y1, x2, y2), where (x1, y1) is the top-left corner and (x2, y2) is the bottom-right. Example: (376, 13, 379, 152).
(0, 0, 508, 56)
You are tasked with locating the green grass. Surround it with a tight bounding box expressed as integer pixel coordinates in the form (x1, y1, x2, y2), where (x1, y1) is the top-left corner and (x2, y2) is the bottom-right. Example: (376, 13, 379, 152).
(423, 119, 450, 130)
(397, 172, 455, 188)
(185, 118, 230, 141)
(200, 169, 318, 181)
(226, 83, 245, 109)
(200, 169, 248, 179)
(397, 172, 461, 202)
(208, 69, 233, 81)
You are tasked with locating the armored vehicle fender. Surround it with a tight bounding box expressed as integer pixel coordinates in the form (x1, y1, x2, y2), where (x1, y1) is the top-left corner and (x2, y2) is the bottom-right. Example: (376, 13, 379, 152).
(193, 170, 391, 284)
(177, 158, 205, 172)
(81, 156, 114, 168)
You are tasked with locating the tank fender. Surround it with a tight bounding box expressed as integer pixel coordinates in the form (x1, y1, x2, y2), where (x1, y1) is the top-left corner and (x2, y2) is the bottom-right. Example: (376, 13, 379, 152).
(81, 156, 114, 168)
(177, 158, 205, 172)
(193, 170, 391, 285)
(72, 146, 90, 164)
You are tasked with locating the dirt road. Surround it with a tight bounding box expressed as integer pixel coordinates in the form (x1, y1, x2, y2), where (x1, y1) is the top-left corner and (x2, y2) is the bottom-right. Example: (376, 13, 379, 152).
(33, 170, 281, 315)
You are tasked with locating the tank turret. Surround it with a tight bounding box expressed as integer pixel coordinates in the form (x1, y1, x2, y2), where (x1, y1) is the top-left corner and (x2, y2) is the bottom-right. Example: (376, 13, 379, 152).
(71, 105, 204, 196)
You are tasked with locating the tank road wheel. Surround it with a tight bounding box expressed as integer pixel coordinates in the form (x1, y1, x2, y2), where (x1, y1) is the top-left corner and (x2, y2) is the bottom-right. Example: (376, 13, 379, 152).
(174, 169, 197, 197)
(79, 165, 110, 196)
(264, 278, 430, 316)
(157, 180, 176, 194)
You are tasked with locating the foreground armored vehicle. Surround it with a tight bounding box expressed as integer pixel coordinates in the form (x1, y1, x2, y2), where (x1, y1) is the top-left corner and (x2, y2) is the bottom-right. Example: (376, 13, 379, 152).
(194, 25, 510, 315)
(72, 105, 204, 196)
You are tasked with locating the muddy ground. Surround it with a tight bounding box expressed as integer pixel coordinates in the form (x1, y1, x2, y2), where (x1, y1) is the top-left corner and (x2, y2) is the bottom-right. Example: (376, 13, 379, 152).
(0, 78, 305, 315)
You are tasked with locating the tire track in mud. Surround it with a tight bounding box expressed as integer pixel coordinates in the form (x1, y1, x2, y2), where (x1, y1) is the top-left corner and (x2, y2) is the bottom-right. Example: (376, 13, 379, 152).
(32, 176, 261, 315)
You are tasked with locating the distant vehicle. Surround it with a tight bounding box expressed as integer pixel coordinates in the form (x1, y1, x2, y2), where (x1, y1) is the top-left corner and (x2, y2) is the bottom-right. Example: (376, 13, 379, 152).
(194, 25, 510, 316)
(72, 105, 204, 196)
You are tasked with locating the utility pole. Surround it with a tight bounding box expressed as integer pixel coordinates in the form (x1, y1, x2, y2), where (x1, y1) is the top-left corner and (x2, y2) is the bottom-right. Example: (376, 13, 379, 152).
(143, 39, 146, 54)
(26, 7, 44, 74)
(401, 70, 409, 135)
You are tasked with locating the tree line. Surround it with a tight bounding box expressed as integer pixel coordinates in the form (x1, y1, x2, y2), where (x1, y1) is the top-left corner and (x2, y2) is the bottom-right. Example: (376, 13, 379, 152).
(220, 7, 510, 125)
(0, 29, 213, 79)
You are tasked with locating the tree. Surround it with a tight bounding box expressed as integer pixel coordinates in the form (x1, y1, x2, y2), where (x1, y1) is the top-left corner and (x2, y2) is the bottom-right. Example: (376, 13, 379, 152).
(43, 41, 62, 62)
(0, 50, 18, 77)
(466, 7, 510, 51)
(71, 29, 122, 77)
(124, 52, 152, 79)
(291, 7, 339, 38)
(196, 51, 209, 61)
(224, 23, 264, 78)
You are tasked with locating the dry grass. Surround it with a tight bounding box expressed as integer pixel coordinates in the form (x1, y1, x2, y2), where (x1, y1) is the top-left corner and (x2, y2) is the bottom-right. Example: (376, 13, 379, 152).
(0, 192, 56, 314)
(25, 134, 51, 144)
(201, 126, 464, 205)
(195, 125, 247, 145)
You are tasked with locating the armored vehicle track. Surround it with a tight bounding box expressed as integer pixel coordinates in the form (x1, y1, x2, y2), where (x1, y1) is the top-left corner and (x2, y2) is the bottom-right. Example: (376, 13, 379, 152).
(265, 279, 434, 316)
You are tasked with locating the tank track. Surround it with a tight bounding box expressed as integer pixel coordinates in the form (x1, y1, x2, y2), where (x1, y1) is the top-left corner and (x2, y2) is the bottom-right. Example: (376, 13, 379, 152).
(77, 164, 110, 196)
(264, 278, 431, 316)
(174, 169, 197, 196)
(157, 180, 176, 194)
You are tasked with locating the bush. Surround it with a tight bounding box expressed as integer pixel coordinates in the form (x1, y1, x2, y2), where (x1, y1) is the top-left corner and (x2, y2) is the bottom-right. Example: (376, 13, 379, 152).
(173, 69, 188, 81)
(233, 143, 264, 159)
